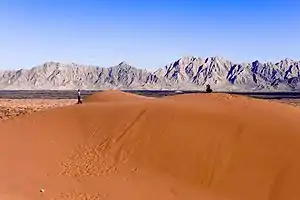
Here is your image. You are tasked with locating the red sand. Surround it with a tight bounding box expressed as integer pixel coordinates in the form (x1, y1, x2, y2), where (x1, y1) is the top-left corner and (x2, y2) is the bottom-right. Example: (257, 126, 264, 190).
(0, 91, 300, 200)
(83, 90, 151, 103)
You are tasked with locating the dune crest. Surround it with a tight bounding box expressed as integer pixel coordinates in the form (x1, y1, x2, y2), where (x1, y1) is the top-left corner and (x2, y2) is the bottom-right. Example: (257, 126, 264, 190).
(83, 90, 151, 103)
(1, 92, 300, 200)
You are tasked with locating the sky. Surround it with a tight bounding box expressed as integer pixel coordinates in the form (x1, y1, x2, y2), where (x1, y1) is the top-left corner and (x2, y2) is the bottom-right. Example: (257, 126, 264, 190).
(0, 0, 299, 70)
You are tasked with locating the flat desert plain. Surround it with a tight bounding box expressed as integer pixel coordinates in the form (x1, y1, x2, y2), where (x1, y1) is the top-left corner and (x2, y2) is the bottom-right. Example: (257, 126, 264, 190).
(0, 90, 300, 200)
(0, 99, 75, 120)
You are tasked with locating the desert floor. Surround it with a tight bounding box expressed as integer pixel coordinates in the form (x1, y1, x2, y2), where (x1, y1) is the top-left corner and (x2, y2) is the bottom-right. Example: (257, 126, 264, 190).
(0, 99, 75, 120)
(0, 97, 298, 121)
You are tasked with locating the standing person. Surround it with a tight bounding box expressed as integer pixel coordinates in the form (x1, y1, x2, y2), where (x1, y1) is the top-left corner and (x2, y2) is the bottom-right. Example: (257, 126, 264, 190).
(206, 84, 213, 93)
(77, 89, 82, 104)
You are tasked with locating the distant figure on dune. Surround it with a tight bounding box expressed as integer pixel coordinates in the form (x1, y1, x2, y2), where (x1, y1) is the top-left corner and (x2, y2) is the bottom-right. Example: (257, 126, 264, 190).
(77, 89, 82, 104)
(206, 84, 213, 93)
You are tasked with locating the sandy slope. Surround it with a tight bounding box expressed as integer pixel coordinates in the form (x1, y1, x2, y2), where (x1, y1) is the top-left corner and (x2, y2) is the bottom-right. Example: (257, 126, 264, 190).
(0, 91, 300, 200)
(83, 90, 152, 103)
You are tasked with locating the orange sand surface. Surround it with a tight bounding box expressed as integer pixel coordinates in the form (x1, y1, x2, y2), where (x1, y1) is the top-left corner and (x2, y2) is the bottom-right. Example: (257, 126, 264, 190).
(0, 90, 300, 200)
(83, 90, 152, 103)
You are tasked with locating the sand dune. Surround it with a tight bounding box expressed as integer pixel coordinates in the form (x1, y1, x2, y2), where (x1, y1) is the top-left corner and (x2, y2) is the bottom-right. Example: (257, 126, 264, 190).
(83, 90, 151, 103)
(0, 91, 300, 200)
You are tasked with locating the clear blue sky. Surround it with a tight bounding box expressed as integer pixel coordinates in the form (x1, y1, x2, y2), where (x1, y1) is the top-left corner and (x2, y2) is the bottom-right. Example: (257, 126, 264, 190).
(0, 0, 299, 70)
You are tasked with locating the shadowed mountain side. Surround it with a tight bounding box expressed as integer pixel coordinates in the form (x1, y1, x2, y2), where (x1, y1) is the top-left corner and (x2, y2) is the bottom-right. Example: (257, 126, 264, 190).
(0, 93, 300, 199)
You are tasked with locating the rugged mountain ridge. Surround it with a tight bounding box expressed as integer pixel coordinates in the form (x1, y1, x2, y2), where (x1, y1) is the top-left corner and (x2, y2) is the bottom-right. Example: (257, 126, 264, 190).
(0, 56, 300, 91)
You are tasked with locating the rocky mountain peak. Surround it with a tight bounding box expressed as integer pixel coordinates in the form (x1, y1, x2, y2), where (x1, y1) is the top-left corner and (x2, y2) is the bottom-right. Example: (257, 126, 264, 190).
(118, 61, 132, 67)
(0, 57, 300, 91)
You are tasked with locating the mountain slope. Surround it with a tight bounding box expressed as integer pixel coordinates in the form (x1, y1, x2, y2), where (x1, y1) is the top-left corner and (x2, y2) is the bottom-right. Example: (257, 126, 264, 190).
(0, 57, 300, 91)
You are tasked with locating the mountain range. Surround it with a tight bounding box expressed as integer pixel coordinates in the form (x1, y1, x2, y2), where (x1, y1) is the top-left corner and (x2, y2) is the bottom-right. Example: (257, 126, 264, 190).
(0, 56, 300, 91)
